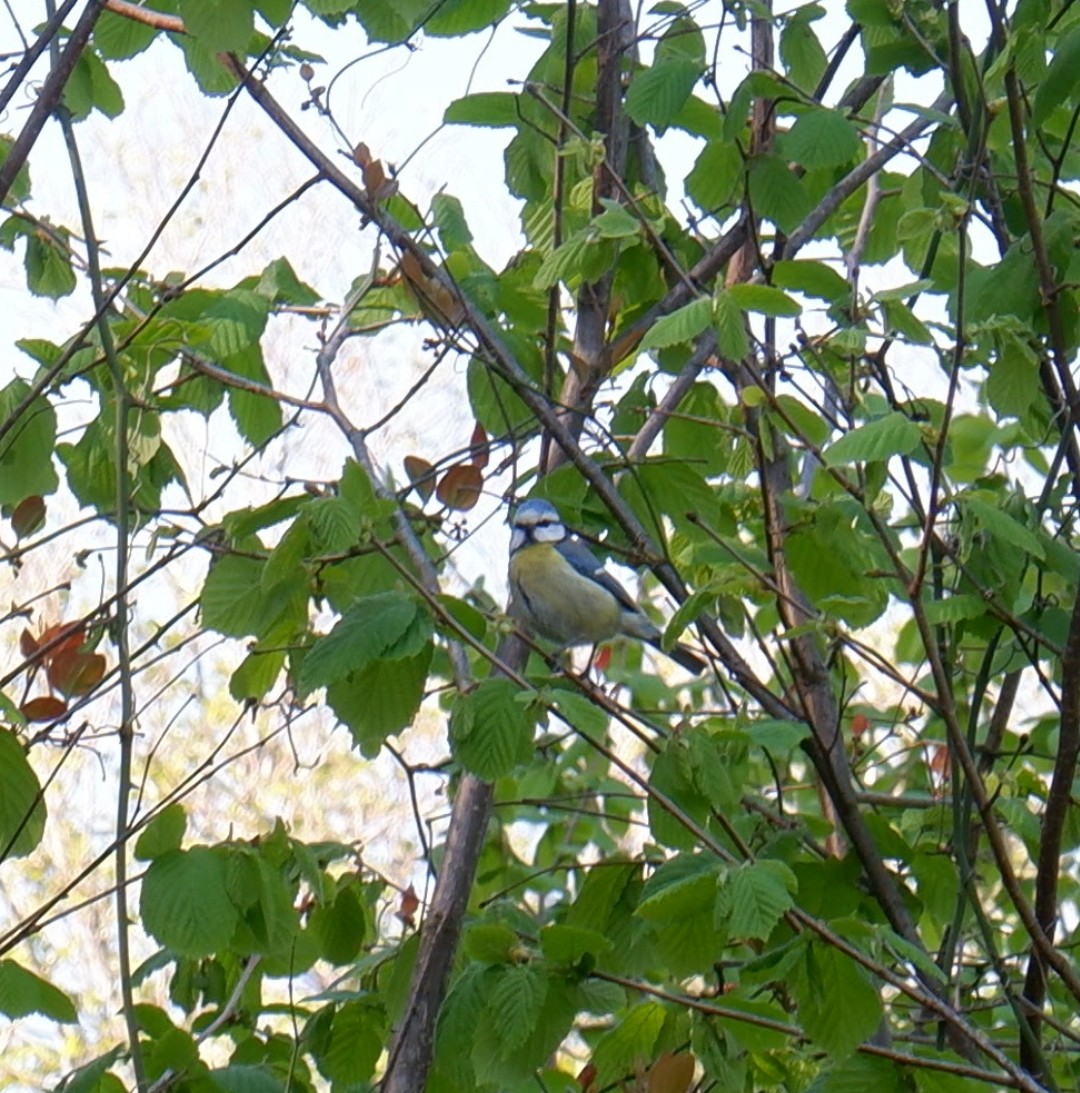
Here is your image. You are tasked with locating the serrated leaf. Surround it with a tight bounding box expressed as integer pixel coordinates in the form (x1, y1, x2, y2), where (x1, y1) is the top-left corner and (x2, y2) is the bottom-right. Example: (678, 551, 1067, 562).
(592, 199, 642, 239)
(639, 297, 712, 352)
(487, 965, 547, 1052)
(823, 411, 922, 465)
(722, 860, 797, 941)
(141, 848, 239, 957)
(590, 1002, 666, 1088)
(206, 1065, 285, 1093)
(0, 960, 76, 1023)
(320, 1000, 384, 1084)
(0, 728, 46, 858)
(637, 854, 718, 920)
(450, 677, 533, 779)
(986, 331, 1039, 418)
(327, 644, 432, 756)
(25, 230, 76, 298)
(780, 13, 828, 92)
(626, 59, 702, 131)
(299, 592, 430, 693)
(95, 10, 158, 58)
(793, 941, 882, 1058)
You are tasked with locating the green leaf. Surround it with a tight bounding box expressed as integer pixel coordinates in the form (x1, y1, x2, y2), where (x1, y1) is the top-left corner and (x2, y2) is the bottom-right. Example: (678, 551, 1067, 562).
(686, 141, 742, 213)
(224, 347, 283, 448)
(64, 50, 124, 121)
(781, 108, 862, 168)
(207, 1065, 285, 1093)
(748, 155, 812, 233)
(95, 9, 158, 57)
(179, 0, 255, 53)
(626, 59, 702, 131)
(425, 0, 510, 35)
(772, 259, 849, 301)
(299, 592, 430, 694)
(823, 411, 923, 465)
(311, 882, 369, 964)
(445, 91, 520, 127)
(881, 298, 934, 345)
(464, 922, 519, 964)
(0, 379, 59, 508)
(327, 644, 433, 756)
(134, 803, 187, 861)
(141, 848, 239, 957)
(714, 289, 750, 360)
(720, 860, 797, 941)
(432, 192, 474, 251)
(986, 331, 1039, 418)
(24, 229, 77, 298)
(1033, 23, 1080, 125)
(728, 283, 801, 318)
(636, 854, 718, 921)
(0, 728, 46, 858)
(590, 1002, 666, 1088)
(0, 960, 77, 1023)
(0, 136, 31, 202)
(639, 297, 712, 352)
(176, 34, 239, 95)
(486, 965, 547, 1052)
(963, 495, 1045, 560)
(780, 12, 828, 92)
(319, 1000, 384, 1084)
(793, 941, 882, 1058)
(591, 199, 642, 240)
(201, 554, 300, 639)
(539, 924, 614, 965)
(255, 256, 320, 306)
(450, 677, 533, 779)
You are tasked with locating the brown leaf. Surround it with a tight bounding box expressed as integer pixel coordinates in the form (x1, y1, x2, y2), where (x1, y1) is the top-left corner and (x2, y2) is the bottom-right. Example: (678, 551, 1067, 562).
(399, 250, 464, 326)
(21, 695, 67, 722)
(469, 422, 490, 469)
(11, 495, 45, 538)
(396, 884, 419, 928)
(19, 629, 38, 658)
(403, 455, 437, 502)
(850, 713, 871, 737)
(647, 1052, 695, 1093)
(578, 1063, 597, 1092)
(37, 623, 85, 662)
(436, 464, 483, 512)
(48, 650, 106, 697)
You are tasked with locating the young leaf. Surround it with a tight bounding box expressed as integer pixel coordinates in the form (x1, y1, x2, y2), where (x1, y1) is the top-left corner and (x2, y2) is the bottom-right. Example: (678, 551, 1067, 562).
(823, 411, 922, 465)
(0, 728, 46, 857)
(639, 297, 712, 352)
(0, 961, 77, 1023)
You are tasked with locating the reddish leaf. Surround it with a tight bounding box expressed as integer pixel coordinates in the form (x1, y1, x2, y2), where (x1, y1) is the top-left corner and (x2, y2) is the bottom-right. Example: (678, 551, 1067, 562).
(48, 650, 106, 697)
(592, 645, 612, 673)
(436, 464, 483, 512)
(396, 884, 419, 928)
(929, 744, 951, 788)
(20, 630, 38, 658)
(403, 455, 437, 502)
(850, 713, 871, 737)
(469, 422, 489, 469)
(11, 495, 45, 538)
(578, 1063, 597, 1092)
(648, 1053, 695, 1093)
(21, 696, 67, 722)
(38, 623, 84, 661)
(400, 250, 464, 326)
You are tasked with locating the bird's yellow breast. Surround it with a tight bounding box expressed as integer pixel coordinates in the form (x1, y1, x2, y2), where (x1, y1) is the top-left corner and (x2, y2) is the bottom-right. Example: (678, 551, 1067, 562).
(509, 543, 622, 645)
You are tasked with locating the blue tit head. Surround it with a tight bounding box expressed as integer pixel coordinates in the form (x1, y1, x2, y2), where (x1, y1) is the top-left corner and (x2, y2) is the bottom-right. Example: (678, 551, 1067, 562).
(510, 499, 567, 552)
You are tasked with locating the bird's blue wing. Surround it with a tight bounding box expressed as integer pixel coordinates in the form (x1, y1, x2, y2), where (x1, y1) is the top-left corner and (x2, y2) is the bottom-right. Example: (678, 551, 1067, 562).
(556, 537, 641, 615)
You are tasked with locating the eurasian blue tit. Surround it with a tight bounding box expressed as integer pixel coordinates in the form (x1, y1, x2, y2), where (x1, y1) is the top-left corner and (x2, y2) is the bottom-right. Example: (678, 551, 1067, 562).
(508, 499, 705, 675)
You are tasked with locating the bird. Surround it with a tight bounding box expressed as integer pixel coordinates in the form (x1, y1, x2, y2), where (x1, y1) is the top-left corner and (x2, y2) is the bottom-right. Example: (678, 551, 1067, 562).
(508, 498, 706, 675)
